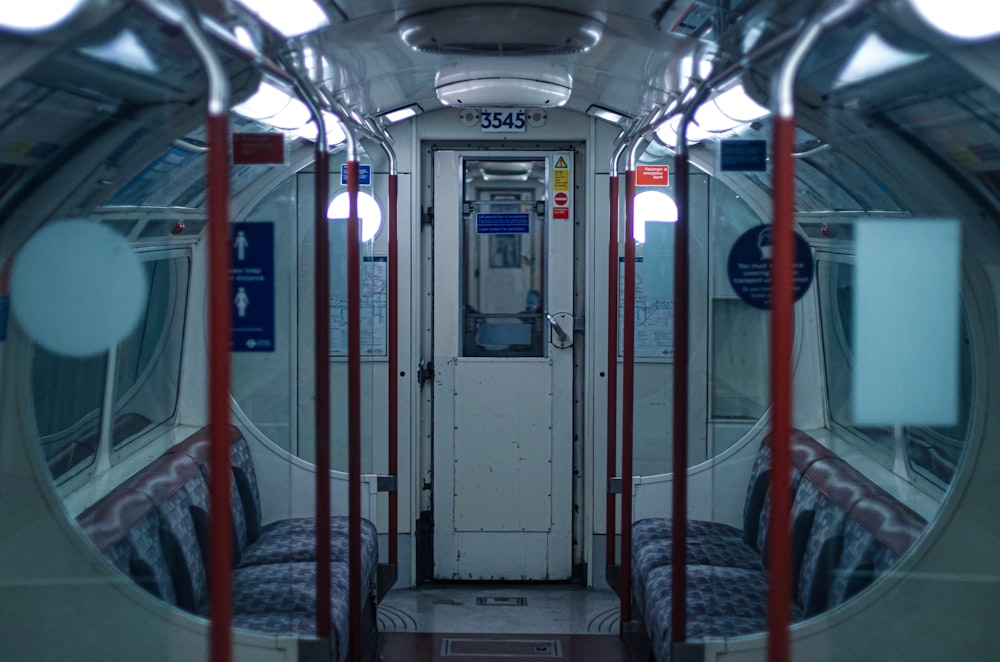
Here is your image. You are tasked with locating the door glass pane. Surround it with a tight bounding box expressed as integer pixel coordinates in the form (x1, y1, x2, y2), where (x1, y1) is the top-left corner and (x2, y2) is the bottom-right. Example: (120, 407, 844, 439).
(461, 159, 547, 357)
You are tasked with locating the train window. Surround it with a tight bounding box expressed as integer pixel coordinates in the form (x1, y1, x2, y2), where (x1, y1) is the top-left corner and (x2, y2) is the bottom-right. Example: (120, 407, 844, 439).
(111, 256, 189, 452)
(817, 256, 972, 487)
(907, 311, 973, 486)
(709, 182, 770, 446)
(818, 258, 895, 455)
(32, 349, 108, 482)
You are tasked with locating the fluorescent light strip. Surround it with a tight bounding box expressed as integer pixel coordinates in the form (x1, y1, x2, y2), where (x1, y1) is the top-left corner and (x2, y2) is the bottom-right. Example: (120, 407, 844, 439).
(587, 105, 627, 124)
(835, 32, 928, 88)
(908, 0, 1000, 40)
(382, 105, 420, 123)
(233, 0, 330, 38)
(0, 0, 86, 33)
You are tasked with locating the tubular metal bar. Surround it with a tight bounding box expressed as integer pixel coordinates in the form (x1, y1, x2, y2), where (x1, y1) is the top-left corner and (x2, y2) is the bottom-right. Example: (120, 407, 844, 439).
(620, 134, 646, 622)
(377, 139, 400, 566)
(606, 139, 627, 568)
(313, 141, 333, 638)
(669, 84, 712, 646)
(346, 160, 362, 662)
(285, 66, 334, 639)
(768, 3, 868, 661)
(171, 5, 232, 661)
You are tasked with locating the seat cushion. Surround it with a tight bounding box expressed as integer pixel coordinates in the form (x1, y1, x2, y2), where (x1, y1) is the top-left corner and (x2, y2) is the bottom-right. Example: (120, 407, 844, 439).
(238, 517, 378, 595)
(226, 561, 353, 661)
(642, 564, 803, 662)
(632, 518, 764, 610)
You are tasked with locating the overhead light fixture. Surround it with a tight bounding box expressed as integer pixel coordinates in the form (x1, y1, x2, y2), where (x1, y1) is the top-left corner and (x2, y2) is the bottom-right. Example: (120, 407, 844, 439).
(288, 112, 347, 146)
(0, 0, 87, 33)
(712, 83, 769, 123)
(232, 25, 261, 54)
(654, 115, 712, 148)
(381, 104, 422, 124)
(907, 0, 1000, 40)
(436, 79, 571, 107)
(435, 60, 572, 108)
(835, 32, 928, 88)
(587, 105, 628, 124)
(233, 0, 330, 38)
(79, 29, 159, 75)
(234, 79, 346, 146)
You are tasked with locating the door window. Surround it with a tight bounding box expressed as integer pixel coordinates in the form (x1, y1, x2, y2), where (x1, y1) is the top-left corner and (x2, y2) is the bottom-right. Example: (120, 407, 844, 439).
(461, 159, 547, 358)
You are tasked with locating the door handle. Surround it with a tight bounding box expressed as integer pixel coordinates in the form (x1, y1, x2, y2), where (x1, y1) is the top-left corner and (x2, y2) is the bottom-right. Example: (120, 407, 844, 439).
(545, 312, 573, 348)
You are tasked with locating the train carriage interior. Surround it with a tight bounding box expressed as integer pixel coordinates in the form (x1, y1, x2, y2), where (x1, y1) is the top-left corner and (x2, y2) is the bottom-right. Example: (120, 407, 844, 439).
(1, 1, 999, 661)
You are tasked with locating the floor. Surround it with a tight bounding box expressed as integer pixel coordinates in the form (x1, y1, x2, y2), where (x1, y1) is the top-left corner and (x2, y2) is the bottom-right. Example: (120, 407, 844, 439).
(376, 584, 628, 661)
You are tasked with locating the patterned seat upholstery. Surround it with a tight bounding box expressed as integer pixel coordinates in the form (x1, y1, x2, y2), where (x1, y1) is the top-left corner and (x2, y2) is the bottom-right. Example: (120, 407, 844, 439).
(642, 564, 806, 662)
(630, 430, 928, 661)
(76, 425, 380, 662)
(631, 519, 762, 610)
(224, 561, 354, 661)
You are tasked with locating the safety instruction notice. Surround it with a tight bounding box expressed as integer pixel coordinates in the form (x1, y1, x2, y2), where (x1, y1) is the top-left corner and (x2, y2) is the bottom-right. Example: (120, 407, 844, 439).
(231, 223, 275, 352)
(727, 225, 814, 310)
(552, 155, 572, 219)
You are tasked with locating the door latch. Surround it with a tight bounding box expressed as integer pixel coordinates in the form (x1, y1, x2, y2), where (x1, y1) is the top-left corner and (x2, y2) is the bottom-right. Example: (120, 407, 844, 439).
(416, 360, 434, 386)
(545, 312, 573, 349)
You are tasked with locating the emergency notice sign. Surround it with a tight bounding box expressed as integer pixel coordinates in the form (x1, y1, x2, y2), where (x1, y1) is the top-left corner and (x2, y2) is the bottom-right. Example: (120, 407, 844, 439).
(552, 155, 572, 220)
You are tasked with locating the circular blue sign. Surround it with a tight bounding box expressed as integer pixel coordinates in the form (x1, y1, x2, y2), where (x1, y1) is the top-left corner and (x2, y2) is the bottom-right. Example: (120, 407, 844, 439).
(727, 225, 814, 310)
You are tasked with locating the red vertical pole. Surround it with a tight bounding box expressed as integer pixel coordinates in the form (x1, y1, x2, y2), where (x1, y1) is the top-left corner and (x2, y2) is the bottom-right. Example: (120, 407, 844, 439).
(206, 111, 233, 662)
(768, 115, 797, 662)
(347, 160, 362, 662)
(670, 147, 690, 644)
(314, 148, 332, 639)
(620, 167, 637, 622)
(388, 172, 399, 565)
(606, 172, 619, 567)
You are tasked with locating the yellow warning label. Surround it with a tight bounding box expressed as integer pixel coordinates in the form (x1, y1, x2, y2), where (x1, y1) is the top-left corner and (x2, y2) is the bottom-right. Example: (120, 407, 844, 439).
(555, 156, 568, 169)
(553, 169, 570, 191)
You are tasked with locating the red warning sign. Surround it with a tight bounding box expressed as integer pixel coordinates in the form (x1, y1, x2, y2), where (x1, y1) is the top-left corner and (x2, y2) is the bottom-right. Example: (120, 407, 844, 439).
(637, 165, 669, 186)
(554, 191, 568, 206)
(553, 207, 570, 220)
(233, 133, 286, 165)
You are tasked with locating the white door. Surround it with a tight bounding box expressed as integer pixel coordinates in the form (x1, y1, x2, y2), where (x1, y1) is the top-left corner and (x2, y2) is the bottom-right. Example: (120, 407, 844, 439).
(432, 150, 575, 580)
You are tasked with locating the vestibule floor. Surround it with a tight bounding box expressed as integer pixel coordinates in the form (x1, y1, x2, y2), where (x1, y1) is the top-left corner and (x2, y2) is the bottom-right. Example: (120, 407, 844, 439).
(376, 584, 627, 661)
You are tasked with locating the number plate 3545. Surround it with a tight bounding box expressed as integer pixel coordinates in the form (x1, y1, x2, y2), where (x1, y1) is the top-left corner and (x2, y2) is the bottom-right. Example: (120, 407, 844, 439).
(480, 108, 527, 132)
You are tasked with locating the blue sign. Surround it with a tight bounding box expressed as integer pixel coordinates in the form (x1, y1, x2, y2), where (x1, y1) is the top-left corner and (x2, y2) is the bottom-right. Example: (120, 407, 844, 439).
(727, 225, 814, 310)
(720, 140, 768, 172)
(231, 223, 275, 352)
(476, 213, 531, 234)
(341, 164, 372, 186)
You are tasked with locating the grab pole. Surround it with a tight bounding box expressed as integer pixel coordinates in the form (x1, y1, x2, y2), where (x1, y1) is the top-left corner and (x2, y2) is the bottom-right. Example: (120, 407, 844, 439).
(161, 3, 233, 660)
(283, 57, 336, 641)
(620, 133, 647, 622)
(769, 3, 869, 660)
(377, 139, 400, 567)
(668, 84, 711, 647)
(606, 138, 627, 569)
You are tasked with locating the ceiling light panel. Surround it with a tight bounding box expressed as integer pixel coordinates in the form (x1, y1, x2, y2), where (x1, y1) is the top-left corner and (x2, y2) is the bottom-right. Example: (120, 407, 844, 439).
(233, 0, 330, 38)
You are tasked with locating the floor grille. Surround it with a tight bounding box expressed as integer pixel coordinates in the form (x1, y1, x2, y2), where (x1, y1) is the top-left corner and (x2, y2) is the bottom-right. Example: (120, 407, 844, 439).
(441, 637, 562, 657)
(475, 596, 528, 606)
